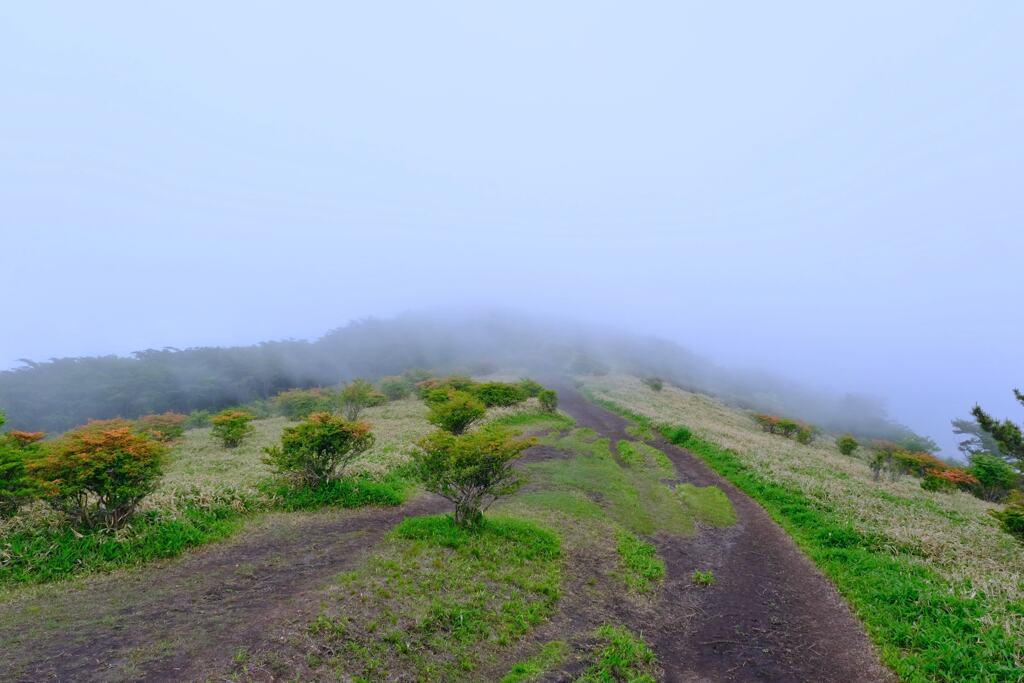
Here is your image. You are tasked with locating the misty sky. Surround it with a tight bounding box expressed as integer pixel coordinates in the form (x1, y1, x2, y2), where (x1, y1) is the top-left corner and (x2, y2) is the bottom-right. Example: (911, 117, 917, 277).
(1, 2, 1021, 453)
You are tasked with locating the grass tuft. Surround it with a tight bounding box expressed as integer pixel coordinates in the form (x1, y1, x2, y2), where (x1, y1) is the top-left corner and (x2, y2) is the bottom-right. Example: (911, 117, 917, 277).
(579, 624, 657, 683)
(616, 531, 665, 592)
(500, 640, 567, 683)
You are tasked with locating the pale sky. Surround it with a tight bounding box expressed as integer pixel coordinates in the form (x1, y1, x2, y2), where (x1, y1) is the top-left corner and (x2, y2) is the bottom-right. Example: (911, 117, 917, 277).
(1, 2, 1021, 453)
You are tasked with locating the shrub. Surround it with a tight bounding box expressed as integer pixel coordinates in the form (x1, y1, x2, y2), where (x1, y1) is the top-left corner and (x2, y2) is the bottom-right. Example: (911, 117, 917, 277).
(836, 435, 859, 456)
(989, 491, 1024, 543)
(794, 425, 815, 445)
(377, 376, 412, 401)
(427, 391, 487, 435)
(642, 376, 664, 391)
(184, 409, 211, 429)
(210, 409, 255, 448)
(969, 453, 1018, 502)
(338, 379, 386, 420)
(263, 412, 374, 486)
(538, 389, 559, 413)
(754, 414, 814, 443)
(402, 368, 434, 385)
(517, 378, 544, 397)
(922, 467, 978, 493)
(663, 425, 691, 445)
(472, 381, 528, 407)
(274, 387, 333, 420)
(0, 414, 42, 517)
(29, 419, 166, 529)
(134, 412, 186, 442)
(413, 427, 534, 527)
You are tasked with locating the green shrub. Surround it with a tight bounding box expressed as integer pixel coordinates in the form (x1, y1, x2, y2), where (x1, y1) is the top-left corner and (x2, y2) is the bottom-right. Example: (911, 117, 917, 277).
(642, 376, 663, 391)
(472, 381, 528, 407)
(184, 409, 211, 429)
(377, 375, 412, 401)
(538, 389, 558, 413)
(134, 412, 186, 442)
(989, 491, 1024, 543)
(0, 415, 42, 517)
(263, 412, 374, 486)
(413, 427, 533, 527)
(210, 409, 255, 448)
(29, 419, 166, 529)
(427, 391, 487, 435)
(517, 378, 544, 398)
(274, 388, 333, 420)
(264, 474, 406, 511)
(969, 453, 1018, 502)
(662, 425, 691, 445)
(338, 379, 386, 420)
(836, 435, 859, 456)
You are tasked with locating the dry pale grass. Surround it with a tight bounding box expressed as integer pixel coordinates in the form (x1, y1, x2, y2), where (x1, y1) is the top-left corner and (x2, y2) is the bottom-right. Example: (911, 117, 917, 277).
(580, 374, 1024, 634)
(153, 398, 433, 504)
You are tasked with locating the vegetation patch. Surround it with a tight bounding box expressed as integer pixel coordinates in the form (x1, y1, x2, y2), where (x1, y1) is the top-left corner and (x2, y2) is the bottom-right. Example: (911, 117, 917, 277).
(676, 483, 736, 527)
(305, 514, 561, 680)
(616, 531, 665, 592)
(500, 640, 567, 683)
(261, 473, 409, 511)
(579, 624, 658, 683)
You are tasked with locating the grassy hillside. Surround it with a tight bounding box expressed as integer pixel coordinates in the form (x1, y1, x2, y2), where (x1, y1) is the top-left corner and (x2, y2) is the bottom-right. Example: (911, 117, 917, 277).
(580, 374, 1023, 680)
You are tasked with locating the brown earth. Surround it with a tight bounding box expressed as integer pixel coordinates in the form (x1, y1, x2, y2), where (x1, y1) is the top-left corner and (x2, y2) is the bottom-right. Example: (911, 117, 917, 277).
(0, 386, 892, 682)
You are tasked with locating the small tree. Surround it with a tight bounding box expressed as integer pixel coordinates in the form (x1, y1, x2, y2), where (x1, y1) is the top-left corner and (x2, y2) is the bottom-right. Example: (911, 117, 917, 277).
(211, 409, 255, 448)
(134, 412, 187, 442)
(427, 391, 487, 435)
(0, 413, 42, 517)
(969, 453, 1018, 502)
(990, 491, 1024, 543)
(413, 427, 534, 527)
(338, 379, 386, 420)
(538, 389, 559, 413)
(836, 435, 859, 456)
(264, 412, 374, 486)
(972, 390, 1024, 473)
(30, 419, 165, 529)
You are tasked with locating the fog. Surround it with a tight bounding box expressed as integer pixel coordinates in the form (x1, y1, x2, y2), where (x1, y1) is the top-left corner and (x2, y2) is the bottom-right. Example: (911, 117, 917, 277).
(1, 3, 1021, 453)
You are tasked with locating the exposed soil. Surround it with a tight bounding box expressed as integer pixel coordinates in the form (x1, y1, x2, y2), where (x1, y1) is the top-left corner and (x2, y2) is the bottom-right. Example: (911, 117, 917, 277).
(553, 384, 893, 683)
(0, 497, 446, 682)
(0, 387, 893, 682)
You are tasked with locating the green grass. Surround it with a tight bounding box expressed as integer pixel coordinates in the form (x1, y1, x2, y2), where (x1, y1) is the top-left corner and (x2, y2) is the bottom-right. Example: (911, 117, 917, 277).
(592, 396, 1023, 682)
(0, 500, 250, 585)
(532, 430, 693, 536)
(578, 624, 657, 683)
(500, 640, 568, 682)
(691, 569, 715, 586)
(0, 475, 411, 587)
(676, 483, 736, 527)
(616, 531, 665, 592)
(488, 410, 575, 432)
(307, 514, 562, 680)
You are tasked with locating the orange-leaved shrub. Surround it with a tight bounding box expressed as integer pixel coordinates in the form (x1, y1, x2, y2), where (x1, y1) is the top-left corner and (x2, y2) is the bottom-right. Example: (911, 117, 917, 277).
(211, 409, 255, 448)
(263, 412, 374, 486)
(29, 419, 166, 529)
(134, 412, 186, 442)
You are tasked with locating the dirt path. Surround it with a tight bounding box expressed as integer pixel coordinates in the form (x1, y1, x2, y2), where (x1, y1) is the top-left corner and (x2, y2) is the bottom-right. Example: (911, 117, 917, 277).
(0, 496, 445, 682)
(554, 384, 892, 683)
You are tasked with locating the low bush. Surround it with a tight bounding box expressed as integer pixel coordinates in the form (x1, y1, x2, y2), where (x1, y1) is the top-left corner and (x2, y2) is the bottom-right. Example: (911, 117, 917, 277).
(29, 419, 166, 529)
(472, 381, 528, 407)
(921, 467, 977, 493)
(517, 378, 544, 397)
(642, 376, 664, 391)
(274, 388, 333, 420)
(413, 427, 534, 527)
(0, 414, 42, 517)
(338, 379, 387, 420)
(134, 412, 186, 442)
(836, 435, 859, 456)
(377, 375, 412, 401)
(989, 491, 1024, 542)
(968, 453, 1017, 502)
(210, 409, 255, 448)
(538, 389, 559, 413)
(754, 414, 815, 444)
(662, 425, 692, 445)
(426, 391, 486, 435)
(263, 412, 374, 486)
(184, 409, 211, 429)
